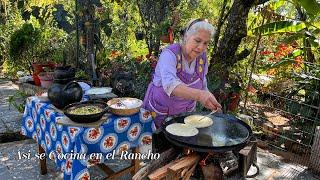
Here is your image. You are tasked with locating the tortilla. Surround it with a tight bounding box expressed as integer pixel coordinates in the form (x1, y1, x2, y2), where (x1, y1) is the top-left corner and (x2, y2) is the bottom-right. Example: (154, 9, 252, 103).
(184, 115, 213, 128)
(165, 123, 199, 137)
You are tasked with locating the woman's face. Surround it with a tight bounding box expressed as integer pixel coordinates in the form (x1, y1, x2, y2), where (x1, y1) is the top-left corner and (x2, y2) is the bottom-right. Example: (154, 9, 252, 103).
(184, 29, 211, 60)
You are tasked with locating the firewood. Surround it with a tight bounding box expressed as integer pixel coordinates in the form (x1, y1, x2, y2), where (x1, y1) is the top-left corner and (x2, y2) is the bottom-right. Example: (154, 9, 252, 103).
(168, 153, 200, 171)
(148, 153, 200, 180)
(182, 162, 198, 180)
(132, 148, 178, 180)
(167, 153, 200, 180)
(147, 161, 176, 180)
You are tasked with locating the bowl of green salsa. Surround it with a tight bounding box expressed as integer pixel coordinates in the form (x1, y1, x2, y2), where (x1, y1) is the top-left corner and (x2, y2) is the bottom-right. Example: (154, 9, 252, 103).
(63, 100, 109, 123)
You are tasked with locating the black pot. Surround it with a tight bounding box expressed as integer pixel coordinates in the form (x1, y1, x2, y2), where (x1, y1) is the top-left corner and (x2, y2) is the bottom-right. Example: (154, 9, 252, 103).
(54, 65, 75, 79)
(63, 101, 109, 123)
(48, 81, 83, 109)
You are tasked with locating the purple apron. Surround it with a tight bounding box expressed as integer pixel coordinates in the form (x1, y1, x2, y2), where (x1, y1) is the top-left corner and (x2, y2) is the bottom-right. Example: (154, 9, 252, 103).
(143, 43, 208, 128)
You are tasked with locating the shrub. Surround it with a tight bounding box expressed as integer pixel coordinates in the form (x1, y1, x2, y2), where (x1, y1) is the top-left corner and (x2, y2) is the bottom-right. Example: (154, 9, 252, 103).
(9, 23, 41, 74)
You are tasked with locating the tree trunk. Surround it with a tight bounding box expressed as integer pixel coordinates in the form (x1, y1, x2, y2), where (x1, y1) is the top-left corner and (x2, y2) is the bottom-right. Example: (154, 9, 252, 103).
(83, 0, 98, 86)
(207, 0, 261, 111)
(210, 0, 256, 72)
(305, 39, 315, 63)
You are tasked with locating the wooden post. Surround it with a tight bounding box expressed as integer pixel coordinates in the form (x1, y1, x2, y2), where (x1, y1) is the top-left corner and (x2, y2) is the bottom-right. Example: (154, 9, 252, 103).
(238, 142, 257, 178)
(310, 126, 320, 173)
(38, 145, 47, 175)
(131, 147, 140, 175)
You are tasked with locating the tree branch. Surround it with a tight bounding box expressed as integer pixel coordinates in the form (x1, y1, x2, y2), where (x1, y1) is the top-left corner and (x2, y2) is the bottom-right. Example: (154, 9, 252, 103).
(233, 49, 251, 64)
(213, 0, 228, 54)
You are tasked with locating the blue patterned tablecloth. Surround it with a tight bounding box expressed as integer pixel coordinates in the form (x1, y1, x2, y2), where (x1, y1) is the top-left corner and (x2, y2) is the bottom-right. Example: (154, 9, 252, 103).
(21, 96, 156, 179)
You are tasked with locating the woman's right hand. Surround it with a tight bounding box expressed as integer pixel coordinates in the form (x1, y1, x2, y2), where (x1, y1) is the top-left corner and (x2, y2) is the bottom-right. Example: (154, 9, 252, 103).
(198, 91, 222, 112)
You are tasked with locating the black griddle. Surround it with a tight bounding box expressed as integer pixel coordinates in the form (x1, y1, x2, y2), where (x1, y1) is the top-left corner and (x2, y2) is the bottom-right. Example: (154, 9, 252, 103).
(161, 112, 252, 153)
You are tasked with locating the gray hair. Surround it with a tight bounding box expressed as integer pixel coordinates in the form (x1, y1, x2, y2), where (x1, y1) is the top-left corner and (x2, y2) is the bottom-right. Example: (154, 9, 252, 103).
(183, 19, 216, 42)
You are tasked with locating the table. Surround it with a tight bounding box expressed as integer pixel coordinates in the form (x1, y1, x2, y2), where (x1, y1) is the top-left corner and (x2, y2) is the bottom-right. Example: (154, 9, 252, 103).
(21, 96, 156, 179)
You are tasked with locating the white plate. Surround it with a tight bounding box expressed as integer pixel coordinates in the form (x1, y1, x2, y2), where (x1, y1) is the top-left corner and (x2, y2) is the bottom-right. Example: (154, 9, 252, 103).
(87, 87, 112, 95)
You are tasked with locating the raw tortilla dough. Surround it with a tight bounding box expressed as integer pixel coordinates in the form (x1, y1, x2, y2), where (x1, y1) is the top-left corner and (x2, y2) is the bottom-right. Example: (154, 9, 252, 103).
(184, 115, 213, 128)
(165, 123, 199, 137)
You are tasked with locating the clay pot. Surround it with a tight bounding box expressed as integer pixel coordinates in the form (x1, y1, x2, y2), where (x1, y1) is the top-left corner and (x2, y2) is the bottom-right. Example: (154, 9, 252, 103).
(31, 62, 56, 86)
(160, 35, 170, 43)
(53, 66, 76, 85)
(227, 92, 241, 111)
(54, 65, 75, 79)
(38, 72, 54, 89)
(48, 81, 83, 109)
(32, 73, 41, 86)
(32, 62, 56, 74)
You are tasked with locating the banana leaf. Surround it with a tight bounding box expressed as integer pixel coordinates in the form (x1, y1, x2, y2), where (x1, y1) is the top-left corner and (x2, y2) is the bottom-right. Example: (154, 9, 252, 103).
(248, 21, 306, 36)
(296, 0, 320, 16)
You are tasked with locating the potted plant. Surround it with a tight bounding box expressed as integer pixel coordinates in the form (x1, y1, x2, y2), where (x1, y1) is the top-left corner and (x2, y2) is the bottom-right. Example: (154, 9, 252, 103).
(156, 20, 173, 43)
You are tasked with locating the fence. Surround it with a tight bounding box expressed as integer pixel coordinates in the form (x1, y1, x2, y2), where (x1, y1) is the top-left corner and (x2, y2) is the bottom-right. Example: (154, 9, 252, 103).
(242, 61, 320, 174)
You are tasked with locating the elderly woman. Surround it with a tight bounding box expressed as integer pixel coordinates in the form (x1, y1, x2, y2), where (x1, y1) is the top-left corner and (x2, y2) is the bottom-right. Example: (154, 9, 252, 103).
(143, 19, 222, 128)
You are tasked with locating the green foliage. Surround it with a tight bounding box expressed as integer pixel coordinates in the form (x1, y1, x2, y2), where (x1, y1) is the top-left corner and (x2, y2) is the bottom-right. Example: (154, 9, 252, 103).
(97, 50, 155, 98)
(153, 19, 171, 36)
(8, 91, 28, 113)
(9, 23, 40, 59)
(75, 69, 90, 80)
(8, 23, 41, 73)
(1, 59, 19, 79)
(53, 4, 74, 33)
(296, 0, 320, 16)
(7, 21, 69, 75)
(0, 35, 7, 63)
(1, 0, 318, 109)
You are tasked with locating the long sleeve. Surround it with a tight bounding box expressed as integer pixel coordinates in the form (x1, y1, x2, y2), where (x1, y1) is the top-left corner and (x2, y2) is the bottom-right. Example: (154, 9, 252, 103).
(153, 49, 184, 96)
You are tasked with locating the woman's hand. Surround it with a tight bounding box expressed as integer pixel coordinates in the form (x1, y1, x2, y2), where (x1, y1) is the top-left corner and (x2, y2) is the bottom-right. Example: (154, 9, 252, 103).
(172, 85, 222, 112)
(198, 91, 222, 112)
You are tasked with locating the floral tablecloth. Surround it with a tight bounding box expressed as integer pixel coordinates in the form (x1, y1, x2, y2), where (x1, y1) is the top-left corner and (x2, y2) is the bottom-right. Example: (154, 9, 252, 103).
(21, 96, 155, 179)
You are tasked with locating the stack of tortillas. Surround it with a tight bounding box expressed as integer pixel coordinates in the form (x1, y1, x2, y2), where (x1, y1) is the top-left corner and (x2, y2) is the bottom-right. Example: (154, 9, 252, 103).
(184, 115, 213, 128)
